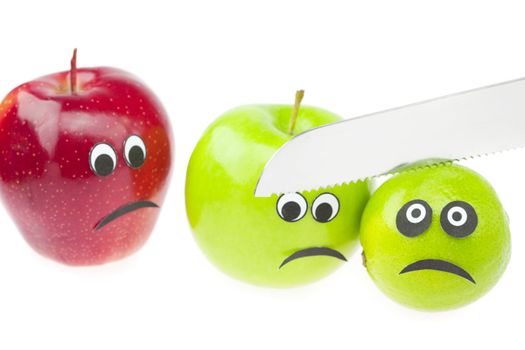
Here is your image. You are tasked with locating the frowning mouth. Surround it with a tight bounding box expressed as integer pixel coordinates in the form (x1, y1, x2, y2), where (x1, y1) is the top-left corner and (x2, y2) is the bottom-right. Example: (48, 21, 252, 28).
(94, 200, 159, 231)
(279, 247, 347, 269)
(400, 259, 476, 284)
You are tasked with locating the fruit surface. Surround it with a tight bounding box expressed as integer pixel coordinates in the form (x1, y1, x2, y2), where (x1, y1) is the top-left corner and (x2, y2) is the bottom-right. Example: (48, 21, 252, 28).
(360, 164, 510, 310)
(0, 66, 172, 265)
(186, 105, 369, 287)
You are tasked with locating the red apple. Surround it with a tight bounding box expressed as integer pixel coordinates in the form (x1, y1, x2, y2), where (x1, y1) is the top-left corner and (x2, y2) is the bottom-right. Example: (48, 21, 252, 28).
(0, 50, 173, 265)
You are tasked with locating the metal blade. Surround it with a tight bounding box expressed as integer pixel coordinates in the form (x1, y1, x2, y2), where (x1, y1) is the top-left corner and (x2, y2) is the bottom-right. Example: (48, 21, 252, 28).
(255, 77, 525, 196)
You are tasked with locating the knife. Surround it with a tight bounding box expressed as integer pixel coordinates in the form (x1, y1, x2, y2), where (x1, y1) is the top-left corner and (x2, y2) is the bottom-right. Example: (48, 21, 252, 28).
(255, 78, 525, 197)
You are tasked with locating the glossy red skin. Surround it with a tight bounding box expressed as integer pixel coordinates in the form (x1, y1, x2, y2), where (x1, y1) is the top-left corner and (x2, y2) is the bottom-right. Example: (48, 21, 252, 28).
(0, 67, 172, 265)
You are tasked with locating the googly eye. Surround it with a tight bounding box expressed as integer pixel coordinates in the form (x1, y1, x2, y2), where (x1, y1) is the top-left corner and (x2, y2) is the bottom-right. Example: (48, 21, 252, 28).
(440, 201, 477, 238)
(312, 193, 339, 223)
(123, 135, 146, 169)
(89, 143, 117, 177)
(276, 193, 308, 222)
(396, 199, 432, 237)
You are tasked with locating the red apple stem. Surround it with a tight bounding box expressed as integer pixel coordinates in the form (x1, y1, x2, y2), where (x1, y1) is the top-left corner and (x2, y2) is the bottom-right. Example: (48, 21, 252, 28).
(288, 90, 304, 135)
(70, 48, 78, 94)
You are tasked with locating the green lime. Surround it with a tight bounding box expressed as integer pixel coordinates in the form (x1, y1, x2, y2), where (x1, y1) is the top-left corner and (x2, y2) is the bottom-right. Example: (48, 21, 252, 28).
(360, 163, 511, 310)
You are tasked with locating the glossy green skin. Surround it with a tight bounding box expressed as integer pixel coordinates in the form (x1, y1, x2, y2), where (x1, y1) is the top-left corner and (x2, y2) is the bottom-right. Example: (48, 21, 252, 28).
(186, 105, 369, 287)
(361, 164, 511, 310)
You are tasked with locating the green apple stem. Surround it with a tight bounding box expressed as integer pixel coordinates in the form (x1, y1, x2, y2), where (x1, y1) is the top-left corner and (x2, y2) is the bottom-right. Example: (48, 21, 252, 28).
(287, 90, 305, 135)
(70, 48, 78, 94)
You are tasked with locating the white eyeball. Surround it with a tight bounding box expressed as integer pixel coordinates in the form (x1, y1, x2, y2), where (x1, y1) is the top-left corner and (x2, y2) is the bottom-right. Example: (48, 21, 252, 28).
(447, 206, 468, 227)
(312, 193, 339, 222)
(89, 143, 117, 176)
(124, 135, 147, 168)
(276, 193, 308, 222)
(406, 203, 427, 224)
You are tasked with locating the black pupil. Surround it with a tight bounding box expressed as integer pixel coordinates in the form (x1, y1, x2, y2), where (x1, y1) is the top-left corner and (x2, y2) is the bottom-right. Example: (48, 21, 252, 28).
(440, 201, 477, 238)
(282, 201, 301, 221)
(128, 146, 145, 168)
(411, 208, 421, 218)
(396, 200, 432, 237)
(94, 154, 114, 176)
(315, 203, 333, 222)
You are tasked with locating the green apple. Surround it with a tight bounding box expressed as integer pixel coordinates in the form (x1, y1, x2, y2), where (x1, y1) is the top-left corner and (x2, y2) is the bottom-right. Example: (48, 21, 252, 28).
(186, 101, 369, 288)
(360, 163, 511, 310)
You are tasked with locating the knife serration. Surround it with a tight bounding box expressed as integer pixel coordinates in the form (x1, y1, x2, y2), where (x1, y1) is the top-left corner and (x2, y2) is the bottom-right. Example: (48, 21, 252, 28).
(255, 78, 525, 196)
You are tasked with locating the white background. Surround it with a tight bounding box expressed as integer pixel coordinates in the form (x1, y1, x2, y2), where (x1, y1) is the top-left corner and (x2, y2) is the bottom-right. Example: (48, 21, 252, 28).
(1, 1, 524, 349)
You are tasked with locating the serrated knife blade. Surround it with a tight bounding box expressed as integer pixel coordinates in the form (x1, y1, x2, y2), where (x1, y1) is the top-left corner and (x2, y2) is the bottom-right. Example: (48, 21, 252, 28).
(255, 78, 525, 197)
